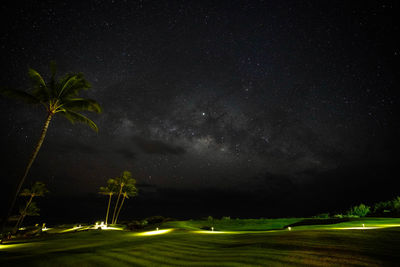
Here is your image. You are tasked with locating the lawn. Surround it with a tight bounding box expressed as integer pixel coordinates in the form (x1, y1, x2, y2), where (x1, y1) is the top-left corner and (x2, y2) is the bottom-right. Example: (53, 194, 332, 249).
(1, 218, 400, 266)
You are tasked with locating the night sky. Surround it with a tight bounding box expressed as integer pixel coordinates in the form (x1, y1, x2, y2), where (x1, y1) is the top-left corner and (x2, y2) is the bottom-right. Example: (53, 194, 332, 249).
(0, 0, 398, 222)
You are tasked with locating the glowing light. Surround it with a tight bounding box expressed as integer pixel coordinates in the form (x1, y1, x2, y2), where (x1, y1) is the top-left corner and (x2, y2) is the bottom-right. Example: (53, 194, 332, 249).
(192, 230, 237, 234)
(61, 226, 84, 233)
(156, 227, 159, 231)
(332, 224, 400, 230)
(202, 112, 206, 116)
(0, 243, 30, 250)
(101, 226, 123, 230)
(288, 227, 291, 231)
(332, 227, 380, 230)
(136, 229, 174, 236)
(211, 227, 214, 231)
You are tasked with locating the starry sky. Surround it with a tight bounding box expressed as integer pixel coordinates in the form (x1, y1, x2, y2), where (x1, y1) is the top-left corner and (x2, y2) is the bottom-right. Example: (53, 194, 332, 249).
(0, 0, 398, 221)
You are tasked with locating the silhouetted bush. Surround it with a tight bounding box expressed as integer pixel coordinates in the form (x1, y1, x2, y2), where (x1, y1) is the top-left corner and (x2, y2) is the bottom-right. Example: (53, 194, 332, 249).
(145, 216, 166, 225)
(393, 196, 400, 214)
(313, 213, 330, 219)
(126, 221, 141, 230)
(347, 204, 370, 217)
(373, 200, 393, 216)
(370, 196, 400, 217)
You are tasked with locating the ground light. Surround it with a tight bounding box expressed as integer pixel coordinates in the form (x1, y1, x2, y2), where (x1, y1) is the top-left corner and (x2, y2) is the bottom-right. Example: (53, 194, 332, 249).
(0, 243, 31, 250)
(192, 230, 238, 234)
(136, 229, 174, 236)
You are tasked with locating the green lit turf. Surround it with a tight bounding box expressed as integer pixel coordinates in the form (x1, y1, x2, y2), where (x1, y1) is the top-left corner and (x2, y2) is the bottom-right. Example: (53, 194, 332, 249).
(1, 218, 400, 266)
(162, 217, 303, 231)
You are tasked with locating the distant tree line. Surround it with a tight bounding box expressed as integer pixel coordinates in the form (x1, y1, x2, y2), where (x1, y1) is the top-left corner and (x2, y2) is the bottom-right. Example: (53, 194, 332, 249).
(315, 196, 400, 218)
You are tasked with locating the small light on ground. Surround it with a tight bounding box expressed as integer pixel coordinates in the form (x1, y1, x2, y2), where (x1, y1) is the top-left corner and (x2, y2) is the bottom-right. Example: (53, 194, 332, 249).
(288, 227, 291, 231)
(211, 227, 214, 231)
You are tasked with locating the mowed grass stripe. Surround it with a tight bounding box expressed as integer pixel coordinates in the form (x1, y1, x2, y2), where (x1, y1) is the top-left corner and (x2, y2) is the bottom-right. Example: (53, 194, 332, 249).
(100, 250, 169, 267)
(114, 240, 287, 266)
(123, 249, 279, 267)
(122, 240, 318, 266)
(131, 233, 386, 266)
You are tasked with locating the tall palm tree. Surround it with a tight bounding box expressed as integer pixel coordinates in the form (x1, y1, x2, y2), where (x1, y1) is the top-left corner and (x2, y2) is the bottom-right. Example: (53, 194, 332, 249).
(15, 182, 48, 230)
(114, 182, 137, 224)
(99, 178, 117, 225)
(0, 62, 102, 228)
(17, 202, 40, 229)
(111, 171, 135, 224)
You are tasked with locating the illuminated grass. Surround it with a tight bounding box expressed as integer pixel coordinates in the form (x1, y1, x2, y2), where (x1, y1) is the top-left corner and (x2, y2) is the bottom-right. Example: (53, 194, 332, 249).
(1, 218, 400, 266)
(136, 228, 174, 236)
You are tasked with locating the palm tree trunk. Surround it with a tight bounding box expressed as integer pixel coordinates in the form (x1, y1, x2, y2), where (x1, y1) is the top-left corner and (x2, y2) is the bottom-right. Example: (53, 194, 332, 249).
(17, 215, 27, 230)
(112, 186, 123, 224)
(14, 195, 34, 231)
(15, 216, 22, 231)
(114, 194, 126, 225)
(2, 113, 53, 231)
(105, 193, 112, 225)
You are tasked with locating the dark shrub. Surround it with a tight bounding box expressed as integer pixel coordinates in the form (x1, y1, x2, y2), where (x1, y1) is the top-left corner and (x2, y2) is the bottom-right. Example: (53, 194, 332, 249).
(145, 216, 166, 225)
(347, 204, 370, 217)
(126, 220, 144, 230)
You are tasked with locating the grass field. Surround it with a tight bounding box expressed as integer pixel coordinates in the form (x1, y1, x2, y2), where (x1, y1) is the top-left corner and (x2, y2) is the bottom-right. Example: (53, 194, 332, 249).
(1, 218, 400, 266)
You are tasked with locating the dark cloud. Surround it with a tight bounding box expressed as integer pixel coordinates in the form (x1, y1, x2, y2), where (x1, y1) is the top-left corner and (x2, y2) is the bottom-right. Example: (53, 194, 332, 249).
(114, 148, 136, 160)
(133, 136, 186, 155)
(55, 141, 100, 154)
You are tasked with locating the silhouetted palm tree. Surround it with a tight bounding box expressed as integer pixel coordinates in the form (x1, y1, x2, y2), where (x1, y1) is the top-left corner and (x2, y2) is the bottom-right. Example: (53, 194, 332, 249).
(114, 181, 137, 224)
(17, 202, 40, 229)
(15, 181, 48, 230)
(99, 178, 117, 225)
(0, 62, 102, 227)
(111, 171, 136, 224)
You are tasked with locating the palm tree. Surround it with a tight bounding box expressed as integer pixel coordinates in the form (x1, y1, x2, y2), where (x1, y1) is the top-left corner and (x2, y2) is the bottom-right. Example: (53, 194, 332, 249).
(15, 182, 48, 230)
(114, 182, 137, 224)
(0, 62, 101, 227)
(99, 178, 117, 225)
(111, 171, 136, 224)
(17, 202, 40, 228)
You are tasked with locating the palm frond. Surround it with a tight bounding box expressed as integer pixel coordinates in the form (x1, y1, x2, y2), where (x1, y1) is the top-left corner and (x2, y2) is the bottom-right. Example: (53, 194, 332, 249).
(60, 98, 102, 113)
(57, 75, 79, 97)
(31, 181, 48, 196)
(58, 73, 91, 98)
(29, 68, 51, 101)
(0, 87, 40, 104)
(99, 186, 112, 195)
(60, 110, 99, 132)
(21, 202, 40, 216)
(20, 188, 32, 196)
(28, 68, 46, 88)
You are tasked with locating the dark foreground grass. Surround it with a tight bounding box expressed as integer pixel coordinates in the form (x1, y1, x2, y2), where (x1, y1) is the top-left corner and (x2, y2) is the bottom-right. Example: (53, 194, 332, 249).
(1, 218, 400, 266)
